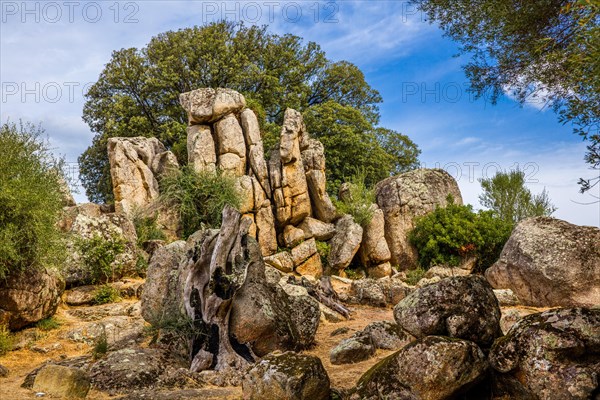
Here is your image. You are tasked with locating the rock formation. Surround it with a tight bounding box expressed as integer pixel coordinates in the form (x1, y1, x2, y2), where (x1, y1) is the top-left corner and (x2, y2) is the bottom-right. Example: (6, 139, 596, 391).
(108, 137, 178, 216)
(376, 168, 462, 270)
(485, 216, 600, 307)
(106, 88, 466, 279)
(490, 308, 600, 399)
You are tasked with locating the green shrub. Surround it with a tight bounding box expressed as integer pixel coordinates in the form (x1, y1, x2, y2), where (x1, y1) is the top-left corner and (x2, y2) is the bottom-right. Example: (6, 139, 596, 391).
(334, 170, 376, 227)
(315, 241, 330, 269)
(132, 212, 166, 246)
(409, 196, 512, 272)
(0, 325, 13, 356)
(159, 166, 241, 238)
(93, 285, 121, 305)
(76, 233, 126, 283)
(0, 121, 66, 279)
(92, 326, 108, 359)
(36, 317, 61, 331)
(404, 267, 427, 286)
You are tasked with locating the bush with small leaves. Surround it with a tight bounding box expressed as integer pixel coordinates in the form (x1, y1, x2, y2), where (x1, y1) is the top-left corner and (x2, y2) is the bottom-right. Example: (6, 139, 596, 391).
(93, 285, 121, 305)
(0, 121, 67, 279)
(409, 196, 512, 272)
(335, 171, 376, 227)
(76, 233, 126, 283)
(159, 166, 241, 238)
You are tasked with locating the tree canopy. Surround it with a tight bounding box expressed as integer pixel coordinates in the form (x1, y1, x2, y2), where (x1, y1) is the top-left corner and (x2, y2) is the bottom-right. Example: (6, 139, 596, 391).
(415, 0, 599, 192)
(479, 169, 557, 224)
(80, 21, 419, 203)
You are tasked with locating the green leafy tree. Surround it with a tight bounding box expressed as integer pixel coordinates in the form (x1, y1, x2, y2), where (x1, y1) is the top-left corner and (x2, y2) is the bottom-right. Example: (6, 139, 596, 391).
(415, 0, 599, 192)
(80, 21, 419, 203)
(80, 22, 406, 202)
(303, 102, 420, 194)
(0, 121, 66, 279)
(479, 169, 556, 224)
(409, 197, 513, 271)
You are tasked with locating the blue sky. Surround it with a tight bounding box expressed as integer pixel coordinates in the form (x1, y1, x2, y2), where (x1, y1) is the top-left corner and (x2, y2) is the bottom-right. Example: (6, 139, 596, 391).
(1, 0, 598, 226)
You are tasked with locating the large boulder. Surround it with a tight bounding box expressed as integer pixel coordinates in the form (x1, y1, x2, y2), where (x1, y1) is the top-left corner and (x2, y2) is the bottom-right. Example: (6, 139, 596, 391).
(375, 169, 462, 269)
(352, 336, 488, 400)
(229, 263, 321, 356)
(490, 308, 600, 400)
(58, 203, 138, 287)
(89, 347, 173, 394)
(242, 352, 330, 400)
(485, 217, 600, 307)
(394, 275, 502, 348)
(328, 215, 363, 273)
(32, 365, 90, 399)
(108, 137, 178, 215)
(0, 267, 64, 330)
(141, 241, 187, 326)
(179, 88, 246, 124)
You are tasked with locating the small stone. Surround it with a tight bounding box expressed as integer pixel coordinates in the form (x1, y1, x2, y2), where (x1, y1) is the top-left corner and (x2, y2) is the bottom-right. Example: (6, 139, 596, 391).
(32, 365, 90, 399)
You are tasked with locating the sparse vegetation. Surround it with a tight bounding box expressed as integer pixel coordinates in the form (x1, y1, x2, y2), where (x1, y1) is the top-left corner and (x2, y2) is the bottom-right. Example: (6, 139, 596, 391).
(133, 212, 166, 246)
(159, 166, 241, 238)
(0, 325, 13, 356)
(0, 121, 66, 279)
(93, 285, 121, 305)
(92, 326, 108, 359)
(76, 232, 126, 283)
(315, 241, 331, 269)
(404, 267, 427, 286)
(36, 317, 61, 331)
(334, 171, 376, 227)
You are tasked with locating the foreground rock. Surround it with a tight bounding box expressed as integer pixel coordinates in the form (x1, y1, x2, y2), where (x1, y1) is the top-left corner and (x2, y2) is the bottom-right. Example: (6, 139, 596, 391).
(184, 207, 320, 373)
(141, 240, 187, 326)
(330, 333, 375, 365)
(58, 203, 139, 286)
(242, 352, 330, 400)
(486, 217, 600, 307)
(376, 169, 462, 269)
(352, 336, 488, 400)
(89, 348, 173, 394)
(0, 268, 64, 330)
(180, 87, 246, 124)
(394, 275, 501, 348)
(490, 307, 600, 400)
(32, 365, 90, 399)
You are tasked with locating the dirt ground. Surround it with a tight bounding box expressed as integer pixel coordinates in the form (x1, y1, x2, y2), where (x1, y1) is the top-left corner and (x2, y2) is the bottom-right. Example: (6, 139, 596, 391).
(0, 298, 397, 399)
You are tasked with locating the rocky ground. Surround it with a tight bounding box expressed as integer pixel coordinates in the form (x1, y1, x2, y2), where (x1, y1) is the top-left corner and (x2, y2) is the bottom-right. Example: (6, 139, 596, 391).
(0, 279, 549, 400)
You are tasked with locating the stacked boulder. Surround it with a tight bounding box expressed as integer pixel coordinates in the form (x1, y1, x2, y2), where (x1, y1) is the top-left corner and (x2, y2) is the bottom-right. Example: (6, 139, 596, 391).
(108, 88, 465, 279)
(180, 88, 278, 257)
(352, 275, 501, 399)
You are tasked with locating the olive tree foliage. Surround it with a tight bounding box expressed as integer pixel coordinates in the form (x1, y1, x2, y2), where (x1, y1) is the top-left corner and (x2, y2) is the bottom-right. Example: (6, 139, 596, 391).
(80, 22, 419, 203)
(0, 121, 66, 279)
(479, 169, 557, 224)
(414, 0, 599, 194)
